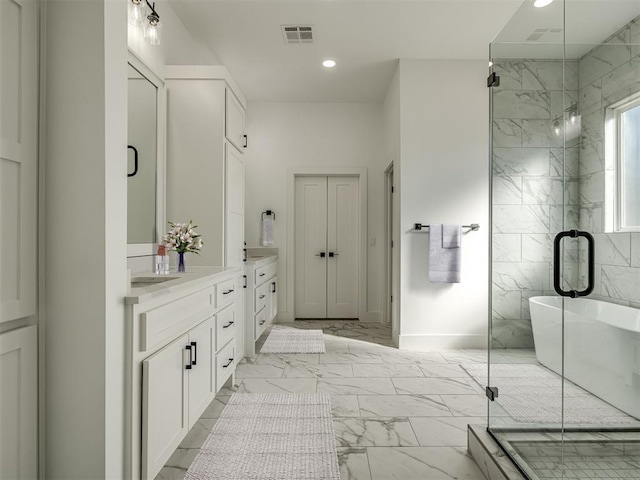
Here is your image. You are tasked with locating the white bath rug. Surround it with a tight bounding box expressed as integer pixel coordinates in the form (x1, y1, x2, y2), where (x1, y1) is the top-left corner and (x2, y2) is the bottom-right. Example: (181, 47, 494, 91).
(260, 328, 326, 354)
(185, 393, 340, 480)
(462, 363, 637, 425)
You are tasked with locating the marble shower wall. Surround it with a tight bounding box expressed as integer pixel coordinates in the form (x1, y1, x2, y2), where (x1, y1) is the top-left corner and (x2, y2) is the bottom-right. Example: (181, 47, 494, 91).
(491, 59, 579, 348)
(577, 16, 640, 308)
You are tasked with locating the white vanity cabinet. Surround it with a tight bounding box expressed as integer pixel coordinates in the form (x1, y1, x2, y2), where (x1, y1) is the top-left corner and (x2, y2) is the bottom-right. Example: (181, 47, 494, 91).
(244, 256, 278, 357)
(126, 267, 241, 480)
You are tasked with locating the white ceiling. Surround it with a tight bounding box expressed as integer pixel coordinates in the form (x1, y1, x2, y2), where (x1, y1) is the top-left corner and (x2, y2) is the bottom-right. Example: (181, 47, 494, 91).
(168, 0, 640, 103)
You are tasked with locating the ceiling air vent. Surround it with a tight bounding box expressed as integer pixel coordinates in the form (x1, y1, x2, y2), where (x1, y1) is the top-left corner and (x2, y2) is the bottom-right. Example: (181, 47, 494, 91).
(281, 25, 314, 44)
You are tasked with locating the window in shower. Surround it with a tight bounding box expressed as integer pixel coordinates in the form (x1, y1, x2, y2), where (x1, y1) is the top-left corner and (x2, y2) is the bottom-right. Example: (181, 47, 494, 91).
(610, 93, 640, 231)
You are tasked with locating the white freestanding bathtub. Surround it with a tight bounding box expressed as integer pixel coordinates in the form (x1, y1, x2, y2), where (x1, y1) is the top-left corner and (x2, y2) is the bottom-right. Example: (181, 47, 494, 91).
(529, 296, 640, 420)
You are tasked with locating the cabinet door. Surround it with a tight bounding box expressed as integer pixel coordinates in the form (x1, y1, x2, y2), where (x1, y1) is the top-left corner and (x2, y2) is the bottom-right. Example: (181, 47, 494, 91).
(225, 88, 245, 152)
(270, 276, 278, 322)
(142, 334, 189, 480)
(0, 326, 37, 480)
(225, 144, 244, 269)
(1, 0, 38, 323)
(187, 318, 215, 429)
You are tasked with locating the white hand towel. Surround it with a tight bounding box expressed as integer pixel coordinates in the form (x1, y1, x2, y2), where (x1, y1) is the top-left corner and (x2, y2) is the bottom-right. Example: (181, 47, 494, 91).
(261, 217, 274, 246)
(428, 224, 461, 283)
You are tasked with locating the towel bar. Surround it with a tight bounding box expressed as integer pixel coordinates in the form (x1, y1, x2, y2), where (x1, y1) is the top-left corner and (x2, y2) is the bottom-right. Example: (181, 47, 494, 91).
(413, 223, 480, 231)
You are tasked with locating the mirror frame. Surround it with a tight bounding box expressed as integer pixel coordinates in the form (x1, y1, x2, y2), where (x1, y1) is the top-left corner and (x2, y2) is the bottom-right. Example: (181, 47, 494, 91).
(127, 50, 166, 257)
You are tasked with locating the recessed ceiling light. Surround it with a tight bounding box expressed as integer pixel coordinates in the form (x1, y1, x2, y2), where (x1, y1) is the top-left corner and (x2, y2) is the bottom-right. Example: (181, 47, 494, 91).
(534, 0, 554, 7)
(322, 60, 336, 68)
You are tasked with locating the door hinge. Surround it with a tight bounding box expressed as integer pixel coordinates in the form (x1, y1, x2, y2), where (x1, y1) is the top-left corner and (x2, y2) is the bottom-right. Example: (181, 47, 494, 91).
(391, 186, 394, 193)
(243, 134, 248, 148)
(487, 72, 500, 88)
(243, 275, 247, 288)
(391, 240, 394, 248)
(390, 295, 393, 303)
(486, 386, 499, 401)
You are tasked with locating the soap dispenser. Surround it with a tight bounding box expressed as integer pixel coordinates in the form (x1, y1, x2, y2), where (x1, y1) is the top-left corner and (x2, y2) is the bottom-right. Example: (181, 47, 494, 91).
(155, 244, 169, 274)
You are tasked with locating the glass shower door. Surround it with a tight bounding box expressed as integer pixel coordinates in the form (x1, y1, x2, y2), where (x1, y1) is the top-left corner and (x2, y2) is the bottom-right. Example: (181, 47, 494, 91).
(487, 0, 640, 478)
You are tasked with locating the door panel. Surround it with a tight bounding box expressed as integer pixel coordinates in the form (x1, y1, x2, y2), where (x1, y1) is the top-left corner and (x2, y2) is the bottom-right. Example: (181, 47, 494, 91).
(327, 177, 359, 318)
(187, 318, 214, 428)
(0, 0, 37, 323)
(294, 176, 328, 318)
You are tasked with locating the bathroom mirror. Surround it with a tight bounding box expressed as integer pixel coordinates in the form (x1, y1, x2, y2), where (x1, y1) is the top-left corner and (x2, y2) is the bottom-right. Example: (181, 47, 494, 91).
(127, 53, 165, 257)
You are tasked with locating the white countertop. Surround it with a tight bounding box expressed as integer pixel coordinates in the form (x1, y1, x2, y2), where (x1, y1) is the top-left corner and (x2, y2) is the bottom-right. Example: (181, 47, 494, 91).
(125, 266, 241, 305)
(245, 254, 278, 267)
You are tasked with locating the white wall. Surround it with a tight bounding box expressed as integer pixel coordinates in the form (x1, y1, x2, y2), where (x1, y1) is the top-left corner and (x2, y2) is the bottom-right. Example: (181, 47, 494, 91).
(396, 60, 489, 350)
(43, 0, 127, 477)
(244, 102, 386, 322)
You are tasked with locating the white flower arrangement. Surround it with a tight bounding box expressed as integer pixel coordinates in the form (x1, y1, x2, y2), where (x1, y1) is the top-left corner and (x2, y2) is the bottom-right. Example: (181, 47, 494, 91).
(163, 221, 203, 254)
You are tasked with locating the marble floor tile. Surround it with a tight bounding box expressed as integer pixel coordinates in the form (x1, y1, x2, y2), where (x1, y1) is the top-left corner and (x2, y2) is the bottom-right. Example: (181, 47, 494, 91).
(251, 353, 320, 366)
(392, 377, 477, 395)
(236, 378, 318, 393)
(379, 350, 447, 364)
(318, 377, 397, 395)
(440, 349, 488, 364)
(419, 363, 470, 378)
(331, 395, 361, 417)
(352, 363, 425, 378)
(358, 394, 451, 417)
(178, 418, 216, 449)
(367, 446, 486, 479)
(319, 352, 384, 364)
(337, 447, 372, 480)
(234, 363, 285, 378)
(333, 417, 419, 447)
(282, 363, 354, 378)
(441, 394, 489, 417)
(155, 466, 187, 480)
(199, 395, 230, 419)
(409, 416, 485, 447)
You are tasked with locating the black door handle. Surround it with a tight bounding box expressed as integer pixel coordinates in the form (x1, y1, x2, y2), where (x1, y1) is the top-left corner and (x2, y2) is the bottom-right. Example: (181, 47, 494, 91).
(272, 282, 276, 293)
(315, 252, 326, 258)
(185, 345, 193, 370)
(553, 230, 594, 298)
(127, 145, 139, 177)
(190, 341, 197, 366)
(328, 252, 339, 257)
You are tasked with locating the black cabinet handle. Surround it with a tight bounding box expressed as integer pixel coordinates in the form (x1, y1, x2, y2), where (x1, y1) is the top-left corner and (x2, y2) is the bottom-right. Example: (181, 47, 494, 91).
(223, 321, 234, 329)
(553, 230, 595, 298)
(259, 319, 266, 325)
(328, 252, 339, 258)
(259, 273, 266, 277)
(223, 358, 233, 368)
(259, 294, 266, 299)
(272, 282, 276, 293)
(185, 345, 193, 370)
(190, 341, 197, 366)
(127, 145, 139, 177)
(315, 252, 326, 258)
(223, 289, 234, 295)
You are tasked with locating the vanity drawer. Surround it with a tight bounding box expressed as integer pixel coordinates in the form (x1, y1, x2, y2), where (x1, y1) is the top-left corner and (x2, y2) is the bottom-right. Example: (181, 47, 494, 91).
(216, 278, 236, 308)
(254, 262, 276, 285)
(140, 287, 215, 352)
(255, 307, 268, 341)
(216, 341, 235, 391)
(254, 282, 269, 312)
(215, 305, 235, 351)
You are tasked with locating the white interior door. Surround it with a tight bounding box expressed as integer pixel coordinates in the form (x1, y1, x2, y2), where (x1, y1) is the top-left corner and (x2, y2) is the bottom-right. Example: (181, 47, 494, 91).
(327, 177, 359, 318)
(294, 176, 328, 318)
(295, 175, 359, 319)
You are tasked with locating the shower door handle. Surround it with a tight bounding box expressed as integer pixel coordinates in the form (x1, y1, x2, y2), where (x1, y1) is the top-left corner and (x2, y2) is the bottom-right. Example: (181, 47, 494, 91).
(553, 230, 595, 298)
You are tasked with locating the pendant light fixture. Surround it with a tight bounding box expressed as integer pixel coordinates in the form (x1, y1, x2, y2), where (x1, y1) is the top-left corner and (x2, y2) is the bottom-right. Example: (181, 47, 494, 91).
(128, 0, 162, 46)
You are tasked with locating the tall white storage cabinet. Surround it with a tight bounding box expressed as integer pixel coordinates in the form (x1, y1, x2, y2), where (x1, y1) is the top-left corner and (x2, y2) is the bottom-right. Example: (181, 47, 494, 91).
(165, 66, 246, 360)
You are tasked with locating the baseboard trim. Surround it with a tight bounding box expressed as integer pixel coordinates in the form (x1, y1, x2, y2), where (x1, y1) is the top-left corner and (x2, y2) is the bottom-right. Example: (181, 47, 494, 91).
(399, 333, 487, 350)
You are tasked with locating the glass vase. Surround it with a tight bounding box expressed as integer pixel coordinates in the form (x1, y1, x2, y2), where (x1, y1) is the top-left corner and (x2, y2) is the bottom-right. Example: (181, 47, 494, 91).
(178, 252, 186, 273)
